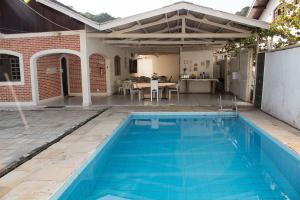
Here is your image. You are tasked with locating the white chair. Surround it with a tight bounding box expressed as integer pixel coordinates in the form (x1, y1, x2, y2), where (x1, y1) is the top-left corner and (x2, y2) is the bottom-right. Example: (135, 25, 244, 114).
(116, 79, 124, 94)
(130, 82, 143, 101)
(122, 81, 132, 95)
(150, 80, 162, 102)
(168, 81, 180, 101)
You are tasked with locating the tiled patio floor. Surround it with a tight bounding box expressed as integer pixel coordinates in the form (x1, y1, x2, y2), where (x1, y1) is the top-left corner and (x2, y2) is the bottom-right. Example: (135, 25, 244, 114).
(0, 108, 106, 177)
(0, 106, 299, 199)
(39, 93, 252, 107)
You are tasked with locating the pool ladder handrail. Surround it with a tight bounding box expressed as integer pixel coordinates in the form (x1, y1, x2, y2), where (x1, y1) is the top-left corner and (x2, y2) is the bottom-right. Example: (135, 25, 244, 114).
(218, 95, 223, 111)
(219, 95, 238, 115)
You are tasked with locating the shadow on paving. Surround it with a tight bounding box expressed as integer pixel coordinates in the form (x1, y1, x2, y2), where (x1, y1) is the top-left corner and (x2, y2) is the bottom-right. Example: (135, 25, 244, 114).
(0, 107, 109, 177)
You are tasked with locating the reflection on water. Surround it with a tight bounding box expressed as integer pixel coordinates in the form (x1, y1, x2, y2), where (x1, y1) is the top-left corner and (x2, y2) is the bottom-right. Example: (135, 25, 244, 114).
(60, 116, 300, 200)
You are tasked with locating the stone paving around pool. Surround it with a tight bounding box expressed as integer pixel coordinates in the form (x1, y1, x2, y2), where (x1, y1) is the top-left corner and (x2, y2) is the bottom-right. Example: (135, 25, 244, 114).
(0, 106, 299, 199)
(0, 108, 107, 178)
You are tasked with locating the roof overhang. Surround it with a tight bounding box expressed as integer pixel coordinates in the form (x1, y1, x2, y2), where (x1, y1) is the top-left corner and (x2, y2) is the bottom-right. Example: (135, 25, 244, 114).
(99, 2, 268, 31)
(36, 1, 269, 51)
(247, 0, 270, 19)
(36, 0, 101, 30)
(92, 2, 268, 50)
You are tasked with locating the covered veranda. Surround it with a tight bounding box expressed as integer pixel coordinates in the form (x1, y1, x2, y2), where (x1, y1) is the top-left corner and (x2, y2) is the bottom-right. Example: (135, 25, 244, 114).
(85, 2, 267, 106)
(36, 1, 268, 108)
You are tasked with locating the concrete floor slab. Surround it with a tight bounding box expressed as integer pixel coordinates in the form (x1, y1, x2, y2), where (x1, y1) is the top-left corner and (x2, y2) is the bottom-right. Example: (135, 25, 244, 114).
(39, 94, 251, 107)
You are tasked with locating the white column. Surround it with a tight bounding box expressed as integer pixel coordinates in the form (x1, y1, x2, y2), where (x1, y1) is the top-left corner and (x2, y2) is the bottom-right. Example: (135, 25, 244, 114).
(80, 32, 92, 107)
(30, 56, 39, 105)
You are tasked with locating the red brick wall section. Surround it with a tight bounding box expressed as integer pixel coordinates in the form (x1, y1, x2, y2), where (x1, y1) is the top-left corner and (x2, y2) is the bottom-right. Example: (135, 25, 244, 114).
(90, 54, 106, 93)
(0, 34, 80, 102)
(67, 55, 82, 94)
(37, 55, 62, 100)
(67, 54, 107, 94)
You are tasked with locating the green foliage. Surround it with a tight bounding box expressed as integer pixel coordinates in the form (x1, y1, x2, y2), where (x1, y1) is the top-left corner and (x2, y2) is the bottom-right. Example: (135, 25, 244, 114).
(221, 35, 258, 56)
(224, 0, 299, 54)
(266, 0, 300, 47)
(82, 12, 116, 23)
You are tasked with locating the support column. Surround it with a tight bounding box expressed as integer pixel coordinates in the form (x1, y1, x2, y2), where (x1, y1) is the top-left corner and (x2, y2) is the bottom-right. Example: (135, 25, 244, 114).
(252, 34, 260, 104)
(30, 55, 39, 105)
(80, 32, 92, 107)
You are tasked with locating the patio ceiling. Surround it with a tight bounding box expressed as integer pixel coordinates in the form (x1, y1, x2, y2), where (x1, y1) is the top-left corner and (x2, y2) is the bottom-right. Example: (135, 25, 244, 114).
(88, 2, 268, 50)
(36, 0, 268, 53)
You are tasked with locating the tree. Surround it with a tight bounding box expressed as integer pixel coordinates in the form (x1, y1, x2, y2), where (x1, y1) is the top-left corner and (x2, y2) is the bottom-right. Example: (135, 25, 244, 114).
(223, 0, 300, 54)
(267, 0, 300, 48)
(235, 6, 250, 16)
(81, 12, 116, 23)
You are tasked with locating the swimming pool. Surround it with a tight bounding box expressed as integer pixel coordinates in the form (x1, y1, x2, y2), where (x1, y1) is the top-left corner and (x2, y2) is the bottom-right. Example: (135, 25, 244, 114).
(54, 113, 300, 200)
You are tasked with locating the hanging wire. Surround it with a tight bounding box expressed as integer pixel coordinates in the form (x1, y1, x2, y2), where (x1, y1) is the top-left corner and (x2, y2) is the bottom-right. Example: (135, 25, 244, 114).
(2, 0, 102, 34)
(18, 0, 73, 31)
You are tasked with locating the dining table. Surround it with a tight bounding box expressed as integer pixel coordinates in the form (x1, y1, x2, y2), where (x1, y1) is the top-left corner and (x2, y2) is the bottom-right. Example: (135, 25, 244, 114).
(133, 82, 176, 100)
(133, 82, 176, 89)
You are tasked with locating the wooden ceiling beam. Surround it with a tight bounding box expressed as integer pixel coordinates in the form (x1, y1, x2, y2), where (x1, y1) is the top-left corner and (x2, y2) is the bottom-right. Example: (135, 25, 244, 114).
(186, 14, 251, 33)
(88, 32, 252, 39)
(103, 40, 227, 45)
(115, 15, 181, 34)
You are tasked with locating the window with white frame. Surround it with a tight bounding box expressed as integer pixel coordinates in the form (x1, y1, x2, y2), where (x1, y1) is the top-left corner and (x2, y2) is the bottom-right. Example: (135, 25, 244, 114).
(0, 54, 21, 82)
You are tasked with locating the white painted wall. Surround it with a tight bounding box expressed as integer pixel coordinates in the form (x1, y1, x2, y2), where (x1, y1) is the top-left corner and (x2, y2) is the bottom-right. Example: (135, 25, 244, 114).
(180, 50, 215, 93)
(228, 49, 253, 102)
(152, 54, 180, 81)
(136, 58, 153, 77)
(181, 50, 214, 76)
(86, 37, 130, 94)
(259, 0, 280, 22)
(135, 54, 180, 81)
(262, 46, 300, 129)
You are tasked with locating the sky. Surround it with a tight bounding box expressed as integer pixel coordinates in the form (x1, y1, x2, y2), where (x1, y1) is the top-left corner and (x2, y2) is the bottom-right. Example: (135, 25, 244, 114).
(57, 0, 254, 18)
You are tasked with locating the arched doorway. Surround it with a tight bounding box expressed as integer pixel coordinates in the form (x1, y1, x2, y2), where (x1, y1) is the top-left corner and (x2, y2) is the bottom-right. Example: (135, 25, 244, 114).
(61, 57, 68, 96)
(30, 49, 82, 105)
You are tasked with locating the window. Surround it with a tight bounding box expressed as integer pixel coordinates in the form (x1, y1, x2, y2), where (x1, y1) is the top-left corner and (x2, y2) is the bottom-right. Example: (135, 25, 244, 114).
(273, 3, 287, 20)
(129, 59, 138, 74)
(114, 56, 121, 76)
(273, 2, 299, 20)
(0, 54, 21, 82)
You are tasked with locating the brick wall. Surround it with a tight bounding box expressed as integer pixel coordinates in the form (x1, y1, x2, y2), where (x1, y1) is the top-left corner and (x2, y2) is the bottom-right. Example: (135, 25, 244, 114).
(68, 53, 106, 94)
(0, 34, 80, 102)
(90, 54, 106, 93)
(67, 55, 82, 94)
(37, 54, 62, 100)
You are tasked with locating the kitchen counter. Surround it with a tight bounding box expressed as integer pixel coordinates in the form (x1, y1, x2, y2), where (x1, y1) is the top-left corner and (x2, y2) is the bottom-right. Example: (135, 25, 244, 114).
(180, 78, 219, 94)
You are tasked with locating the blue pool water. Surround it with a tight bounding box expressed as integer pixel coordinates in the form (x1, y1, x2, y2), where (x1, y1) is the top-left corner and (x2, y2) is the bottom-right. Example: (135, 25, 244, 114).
(55, 113, 300, 200)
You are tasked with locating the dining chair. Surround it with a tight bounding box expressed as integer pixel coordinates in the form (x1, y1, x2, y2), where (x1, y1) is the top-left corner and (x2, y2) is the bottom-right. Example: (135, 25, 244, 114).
(130, 82, 143, 101)
(168, 81, 180, 101)
(122, 80, 132, 95)
(150, 80, 161, 102)
(116, 79, 124, 95)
